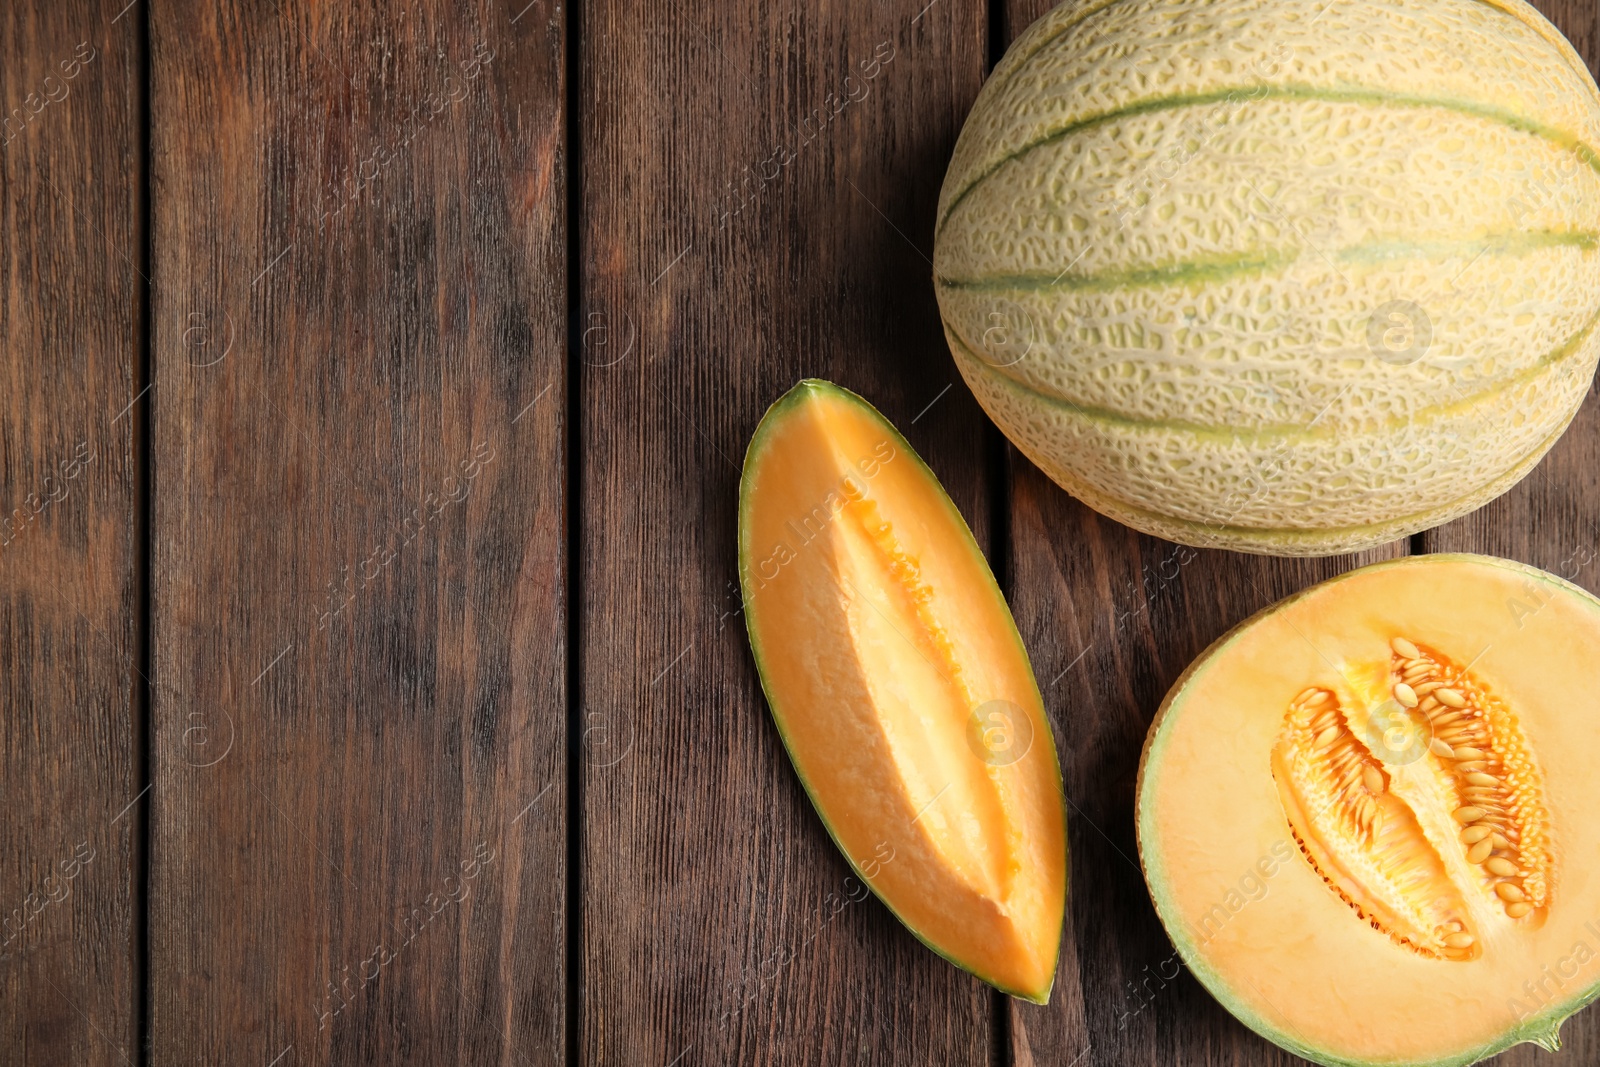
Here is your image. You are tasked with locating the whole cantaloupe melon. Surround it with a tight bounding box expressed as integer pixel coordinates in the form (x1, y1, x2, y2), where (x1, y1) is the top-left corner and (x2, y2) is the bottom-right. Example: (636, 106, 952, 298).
(934, 0, 1600, 556)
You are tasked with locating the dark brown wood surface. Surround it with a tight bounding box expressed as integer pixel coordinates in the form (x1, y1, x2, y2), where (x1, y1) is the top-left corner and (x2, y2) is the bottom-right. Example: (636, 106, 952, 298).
(575, 0, 1003, 1062)
(1, 0, 1598, 1064)
(0, 2, 143, 1063)
(148, 1, 568, 1063)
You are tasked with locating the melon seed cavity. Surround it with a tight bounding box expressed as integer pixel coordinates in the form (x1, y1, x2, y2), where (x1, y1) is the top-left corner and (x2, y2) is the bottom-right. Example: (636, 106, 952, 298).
(1270, 639, 1552, 961)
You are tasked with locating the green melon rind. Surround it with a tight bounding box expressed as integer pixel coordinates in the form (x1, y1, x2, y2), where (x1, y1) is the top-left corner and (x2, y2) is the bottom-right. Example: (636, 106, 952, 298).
(1134, 554, 1600, 1065)
(988, 416, 1569, 555)
(969, 0, 1600, 149)
(937, 0, 1600, 236)
(946, 328, 1584, 556)
(947, 309, 1600, 442)
(738, 378, 1069, 1004)
(937, 85, 1600, 241)
(934, 230, 1600, 294)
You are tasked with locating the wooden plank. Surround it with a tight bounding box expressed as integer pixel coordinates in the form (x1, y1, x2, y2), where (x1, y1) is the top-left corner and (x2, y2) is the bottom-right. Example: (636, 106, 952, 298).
(576, 0, 1000, 1062)
(992, 1, 1407, 1062)
(1006, 470, 1404, 1066)
(148, 2, 568, 1062)
(1536, 0, 1600, 67)
(1416, 7, 1600, 1066)
(0, 3, 142, 1064)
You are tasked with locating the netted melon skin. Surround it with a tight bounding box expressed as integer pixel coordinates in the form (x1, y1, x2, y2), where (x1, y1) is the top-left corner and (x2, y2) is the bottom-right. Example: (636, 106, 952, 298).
(935, 0, 1600, 555)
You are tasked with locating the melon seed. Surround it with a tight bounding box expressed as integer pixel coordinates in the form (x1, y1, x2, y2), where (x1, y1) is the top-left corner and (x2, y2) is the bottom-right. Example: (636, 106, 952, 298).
(1275, 640, 1551, 960)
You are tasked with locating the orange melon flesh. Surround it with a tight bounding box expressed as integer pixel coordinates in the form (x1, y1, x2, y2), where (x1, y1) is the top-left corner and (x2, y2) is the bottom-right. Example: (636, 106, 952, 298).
(1137, 555, 1600, 1066)
(739, 379, 1066, 1001)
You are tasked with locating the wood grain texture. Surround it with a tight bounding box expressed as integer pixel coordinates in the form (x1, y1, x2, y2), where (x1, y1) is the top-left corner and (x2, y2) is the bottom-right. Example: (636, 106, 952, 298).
(1415, 6, 1600, 1063)
(1005, 467, 1404, 1067)
(0, 3, 142, 1064)
(576, 0, 1001, 1062)
(149, 1, 567, 1062)
(1534, 0, 1600, 71)
(2, 0, 1594, 1063)
(990, 1, 1413, 1063)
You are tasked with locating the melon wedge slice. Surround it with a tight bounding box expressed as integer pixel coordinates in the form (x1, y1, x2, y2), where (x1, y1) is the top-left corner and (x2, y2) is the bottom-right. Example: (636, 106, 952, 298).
(738, 379, 1067, 1001)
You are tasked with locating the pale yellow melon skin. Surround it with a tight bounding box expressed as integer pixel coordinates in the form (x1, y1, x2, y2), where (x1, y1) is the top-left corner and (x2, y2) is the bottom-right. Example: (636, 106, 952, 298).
(935, 0, 1600, 555)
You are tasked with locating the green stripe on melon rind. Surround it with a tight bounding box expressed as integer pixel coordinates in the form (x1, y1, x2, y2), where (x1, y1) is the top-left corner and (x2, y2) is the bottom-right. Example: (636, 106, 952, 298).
(935, 230, 1600, 293)
(937, 248, 1296, 294)
(1008, 416, 1569, 556)
(737, 379, 1069, 1005)
(956, 0, 1593, 225)
(978, 0, 1599, 127)
(936, 86, 1600, 241)
(1134, 556, 1600, 1064)
(944, 308, 1600, 443)
(943, 0, 1600, 232)
(948, 335, 1583, 556)
(1009, 405, 1574, 553)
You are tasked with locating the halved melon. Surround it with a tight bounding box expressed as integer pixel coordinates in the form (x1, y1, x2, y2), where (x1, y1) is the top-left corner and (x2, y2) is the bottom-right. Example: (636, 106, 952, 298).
(1137, 555, 1600, 1065)
(739, 379, 1067, 1001)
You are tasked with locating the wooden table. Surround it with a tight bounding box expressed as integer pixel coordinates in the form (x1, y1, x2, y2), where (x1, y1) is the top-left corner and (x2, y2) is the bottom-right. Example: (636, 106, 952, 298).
(4, 0, 1599, 1063)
